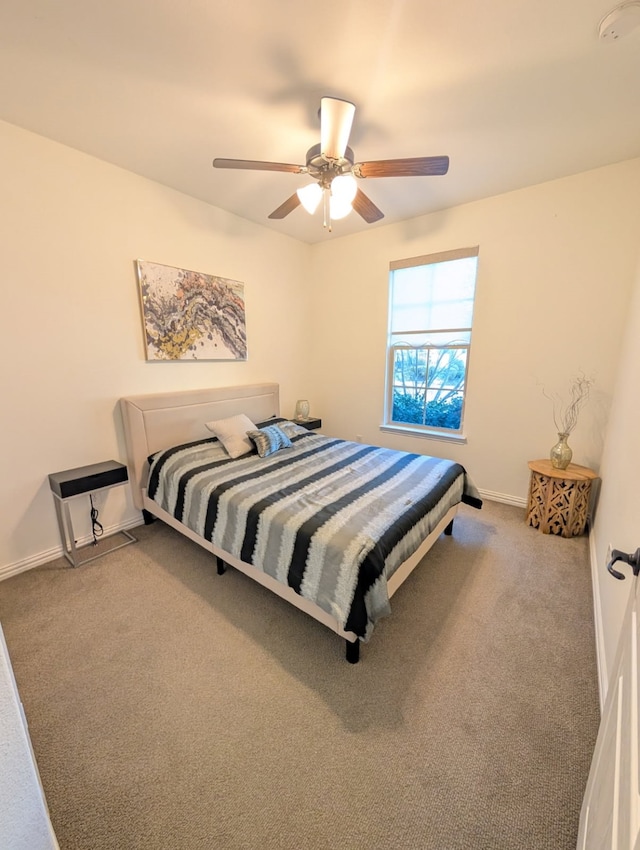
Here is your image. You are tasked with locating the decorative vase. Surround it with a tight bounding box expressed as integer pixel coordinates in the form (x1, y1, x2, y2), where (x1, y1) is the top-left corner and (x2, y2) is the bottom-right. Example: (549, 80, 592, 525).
(550, 433, 572, 470)
(295, 399, 310, 421)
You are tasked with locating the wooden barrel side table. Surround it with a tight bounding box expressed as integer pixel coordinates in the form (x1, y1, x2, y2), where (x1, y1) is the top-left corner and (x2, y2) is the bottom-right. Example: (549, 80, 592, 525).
(526, 459, 598, 538)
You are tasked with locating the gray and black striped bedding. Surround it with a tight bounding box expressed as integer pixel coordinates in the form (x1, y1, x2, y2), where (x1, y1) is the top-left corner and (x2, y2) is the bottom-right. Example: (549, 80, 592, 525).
(147, 421, 482, 640)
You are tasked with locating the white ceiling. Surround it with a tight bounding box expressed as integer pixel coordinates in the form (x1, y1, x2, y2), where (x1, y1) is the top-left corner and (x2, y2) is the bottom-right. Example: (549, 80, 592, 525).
(1, 0, 639, 244)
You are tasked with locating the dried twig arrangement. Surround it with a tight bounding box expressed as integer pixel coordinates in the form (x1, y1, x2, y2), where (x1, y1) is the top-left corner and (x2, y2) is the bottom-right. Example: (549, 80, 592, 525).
(543, 373, 594, 435)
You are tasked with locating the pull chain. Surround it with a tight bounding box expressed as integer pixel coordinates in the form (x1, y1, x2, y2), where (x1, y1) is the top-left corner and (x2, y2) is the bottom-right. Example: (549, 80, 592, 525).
(322, 188, 332, 232)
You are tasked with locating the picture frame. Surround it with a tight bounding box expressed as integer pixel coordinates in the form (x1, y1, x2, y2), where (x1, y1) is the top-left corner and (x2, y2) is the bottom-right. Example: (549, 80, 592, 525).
(135, 259, 247, 361)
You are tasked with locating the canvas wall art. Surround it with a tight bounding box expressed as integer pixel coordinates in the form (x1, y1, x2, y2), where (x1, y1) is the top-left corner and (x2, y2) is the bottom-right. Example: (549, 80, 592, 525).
(136, 260, 247, 361)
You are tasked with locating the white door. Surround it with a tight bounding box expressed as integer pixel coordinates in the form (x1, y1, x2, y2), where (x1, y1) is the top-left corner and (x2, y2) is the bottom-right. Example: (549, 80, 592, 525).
(577, 568, 640, 849)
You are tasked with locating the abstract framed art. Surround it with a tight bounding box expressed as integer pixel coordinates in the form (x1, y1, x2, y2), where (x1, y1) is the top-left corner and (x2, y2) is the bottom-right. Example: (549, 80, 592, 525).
(135, 259, 247, 361)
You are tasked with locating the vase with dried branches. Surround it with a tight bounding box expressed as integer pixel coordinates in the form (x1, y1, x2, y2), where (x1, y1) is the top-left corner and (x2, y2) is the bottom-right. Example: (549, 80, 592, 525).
(543, 374, 594, 469)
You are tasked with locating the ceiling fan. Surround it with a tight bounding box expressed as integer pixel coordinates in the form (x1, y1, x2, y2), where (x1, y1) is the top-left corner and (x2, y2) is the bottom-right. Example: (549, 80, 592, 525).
(212, 97, 449, 229)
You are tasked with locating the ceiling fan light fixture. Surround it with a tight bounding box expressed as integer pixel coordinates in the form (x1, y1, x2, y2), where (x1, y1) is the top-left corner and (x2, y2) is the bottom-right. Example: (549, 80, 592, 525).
(320, 97, 356, 160)
(329, 194, 353, 220)
(297, 182, 322, 214)
(331, 173, 358, 204)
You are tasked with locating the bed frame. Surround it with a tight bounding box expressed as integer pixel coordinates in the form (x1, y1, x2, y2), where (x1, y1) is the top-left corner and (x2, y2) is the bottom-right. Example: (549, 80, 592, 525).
(119, 383, 458, 663)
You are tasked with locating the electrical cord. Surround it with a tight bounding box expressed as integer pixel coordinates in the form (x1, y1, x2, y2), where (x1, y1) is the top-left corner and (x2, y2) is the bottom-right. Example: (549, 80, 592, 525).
(90, 494, 104, 546)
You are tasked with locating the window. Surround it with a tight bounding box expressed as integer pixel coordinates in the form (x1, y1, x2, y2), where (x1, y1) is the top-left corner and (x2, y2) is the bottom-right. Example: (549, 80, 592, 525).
(384, 246, 479, 438)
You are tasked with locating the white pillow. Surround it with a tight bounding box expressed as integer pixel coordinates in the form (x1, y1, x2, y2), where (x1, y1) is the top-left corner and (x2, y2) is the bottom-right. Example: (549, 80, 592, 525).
(205, 413, 257, 458)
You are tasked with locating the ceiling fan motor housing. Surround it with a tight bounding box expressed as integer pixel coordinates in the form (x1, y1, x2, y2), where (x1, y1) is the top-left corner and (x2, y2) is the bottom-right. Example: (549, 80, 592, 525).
(305, 143, 355, 186)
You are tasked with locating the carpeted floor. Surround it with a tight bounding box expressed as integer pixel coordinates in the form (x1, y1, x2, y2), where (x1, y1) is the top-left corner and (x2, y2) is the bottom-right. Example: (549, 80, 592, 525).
(0, 500, 599, 849)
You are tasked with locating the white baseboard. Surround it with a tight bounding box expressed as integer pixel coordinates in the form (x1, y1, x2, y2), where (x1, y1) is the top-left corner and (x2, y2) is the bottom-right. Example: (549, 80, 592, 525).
(0, 517, 142, 582)
(478, 488, 527, 508)
(0, 547, 62, 582)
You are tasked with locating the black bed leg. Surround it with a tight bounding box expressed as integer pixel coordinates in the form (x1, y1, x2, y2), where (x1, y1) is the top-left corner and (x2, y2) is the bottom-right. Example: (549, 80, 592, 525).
(345, 639, 360, 664)
(142, 509, 156, 526)
(444, 519, 454, 536)
(216, 557, 227, 575)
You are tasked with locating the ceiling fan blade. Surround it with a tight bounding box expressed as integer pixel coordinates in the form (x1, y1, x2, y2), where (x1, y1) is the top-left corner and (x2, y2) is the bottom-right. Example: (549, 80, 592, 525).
(268, 193, 301, 220)
(352, 188, 384, 223)
(355, 155, 450, 178)
(213, 158, 305, 174)
(320, 97, 356, 160)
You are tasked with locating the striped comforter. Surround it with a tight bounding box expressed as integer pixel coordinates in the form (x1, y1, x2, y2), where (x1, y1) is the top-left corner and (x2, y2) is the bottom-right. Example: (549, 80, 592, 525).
(147, 423, 481, 640)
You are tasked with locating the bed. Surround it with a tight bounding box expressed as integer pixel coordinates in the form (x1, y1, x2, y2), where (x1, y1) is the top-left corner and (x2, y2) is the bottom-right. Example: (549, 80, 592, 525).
(120, 383, 481, 662)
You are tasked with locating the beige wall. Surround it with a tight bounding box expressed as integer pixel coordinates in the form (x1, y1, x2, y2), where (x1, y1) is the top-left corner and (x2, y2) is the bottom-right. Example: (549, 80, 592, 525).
(305, 160, 640, 502)
(0, 120, 311, 571)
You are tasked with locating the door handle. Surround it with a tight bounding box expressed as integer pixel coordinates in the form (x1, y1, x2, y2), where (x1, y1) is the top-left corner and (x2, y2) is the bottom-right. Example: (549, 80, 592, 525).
(607, 548, 640, 580)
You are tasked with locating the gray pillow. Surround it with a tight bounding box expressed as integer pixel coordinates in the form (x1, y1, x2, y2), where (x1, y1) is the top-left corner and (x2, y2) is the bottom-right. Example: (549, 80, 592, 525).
(205, 413, 257, 458)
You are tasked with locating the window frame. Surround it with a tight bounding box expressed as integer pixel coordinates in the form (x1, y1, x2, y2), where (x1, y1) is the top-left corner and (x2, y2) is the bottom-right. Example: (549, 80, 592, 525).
(383, 246, 479, 442)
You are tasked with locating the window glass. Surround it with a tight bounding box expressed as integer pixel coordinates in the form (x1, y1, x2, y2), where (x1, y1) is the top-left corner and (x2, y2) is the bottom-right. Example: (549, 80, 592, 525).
(385, 248, 479, 435)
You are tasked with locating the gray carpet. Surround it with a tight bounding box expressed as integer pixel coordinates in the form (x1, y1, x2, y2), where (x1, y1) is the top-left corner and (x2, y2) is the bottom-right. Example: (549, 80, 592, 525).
(0, 500, 599, 850)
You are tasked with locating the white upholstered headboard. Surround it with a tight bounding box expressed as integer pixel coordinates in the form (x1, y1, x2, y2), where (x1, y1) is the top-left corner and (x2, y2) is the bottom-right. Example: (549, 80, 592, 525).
(120, 383, 280, 510)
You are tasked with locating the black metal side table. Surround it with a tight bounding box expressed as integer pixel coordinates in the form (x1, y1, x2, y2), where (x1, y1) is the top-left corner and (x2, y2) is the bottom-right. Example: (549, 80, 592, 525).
(295, 417, 322, 430)
(48, 460, 136, 567)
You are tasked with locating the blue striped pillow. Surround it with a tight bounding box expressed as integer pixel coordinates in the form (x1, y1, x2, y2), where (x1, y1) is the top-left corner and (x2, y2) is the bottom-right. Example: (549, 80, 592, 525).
(247, 424, 293, 458)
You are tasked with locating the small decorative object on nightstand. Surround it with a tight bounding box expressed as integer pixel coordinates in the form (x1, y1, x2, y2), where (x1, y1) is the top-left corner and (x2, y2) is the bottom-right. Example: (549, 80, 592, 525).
(48, 460, 136, 567)
(294, 399, 310, 421)
(526, 459, 599, 538)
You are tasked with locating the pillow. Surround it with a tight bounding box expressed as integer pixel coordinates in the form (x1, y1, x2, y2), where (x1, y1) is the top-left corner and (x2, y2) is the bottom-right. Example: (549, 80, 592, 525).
(247, 424, 293, 458)
(205, 413, 257, 458)
(271, 419, 310, 439)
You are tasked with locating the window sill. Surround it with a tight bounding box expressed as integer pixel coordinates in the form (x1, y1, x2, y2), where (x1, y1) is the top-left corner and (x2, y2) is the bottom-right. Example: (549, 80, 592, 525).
(379, 424, 467, 445)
